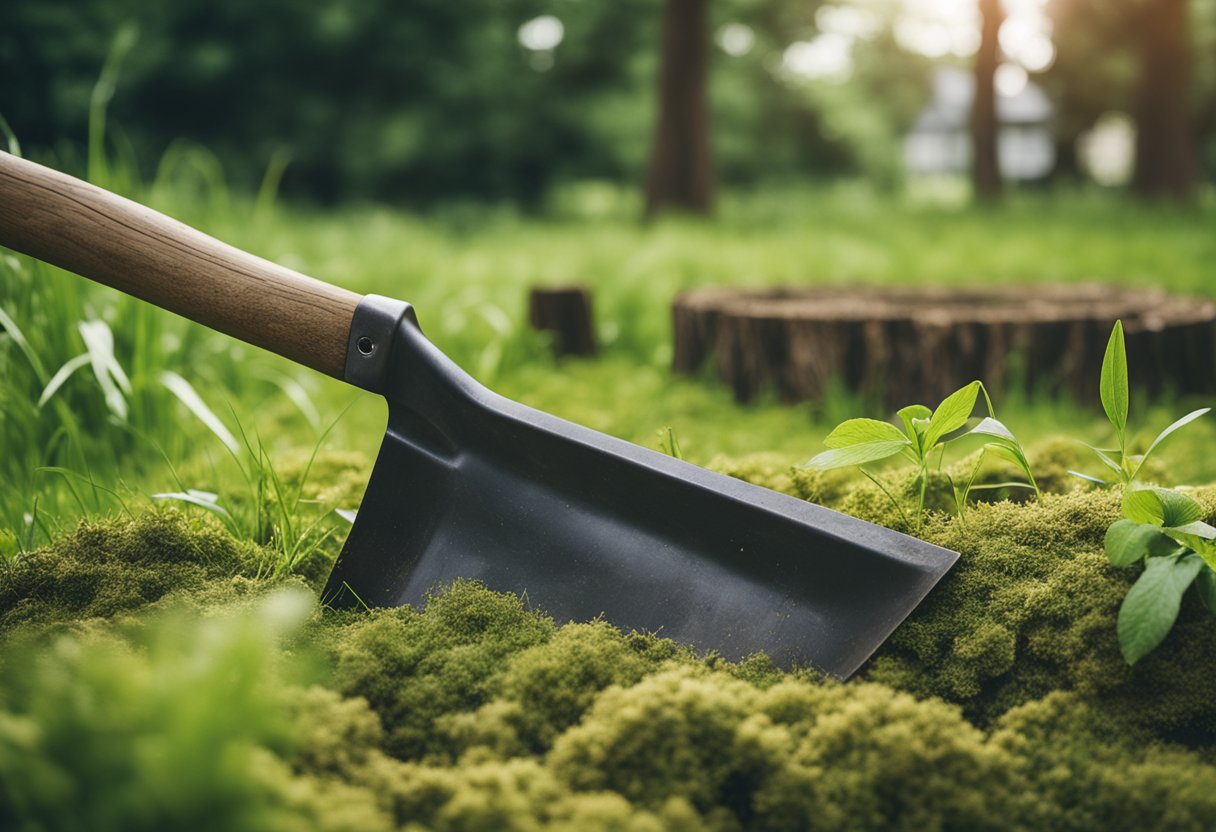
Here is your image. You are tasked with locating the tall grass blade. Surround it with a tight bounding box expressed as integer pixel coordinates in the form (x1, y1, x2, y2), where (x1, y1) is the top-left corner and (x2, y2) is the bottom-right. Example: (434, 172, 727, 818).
(1137, 408, 1210, 475)
(0, 112, 21, 156)
(0, 303, 49, 383)
(151, 489, 232, 520)
(38, 353, 91, 408)
(253, 146, 292, 223)
(78, 320, 130, 419)
(160, 371, 240, 453)
(88, 23, 139, 188)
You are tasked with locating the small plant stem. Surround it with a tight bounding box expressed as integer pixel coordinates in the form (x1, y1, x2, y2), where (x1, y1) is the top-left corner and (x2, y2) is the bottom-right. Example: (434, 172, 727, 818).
(916, 464, 928, 532)
(860, 469, 913, 530)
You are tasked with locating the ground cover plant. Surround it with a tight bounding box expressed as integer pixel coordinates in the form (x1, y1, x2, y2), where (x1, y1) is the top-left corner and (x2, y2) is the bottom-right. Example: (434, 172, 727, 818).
(3, 147, 1216, 828)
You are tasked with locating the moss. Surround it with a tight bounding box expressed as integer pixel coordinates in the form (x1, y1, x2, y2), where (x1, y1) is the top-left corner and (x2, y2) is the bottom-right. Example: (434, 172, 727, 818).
(281, 449, 372, 509)
(332, 580, 556, 761)
(548, 667, 1020, 831)
(863, 487, 1216, 741)
(706, 454, 851, 505)
(0, 511, 267, 632)
(470, 620, 670, 752)
(993, 693, 1216, 831)
(0, 587, 391, 832)
(7, 477, 1216, 830)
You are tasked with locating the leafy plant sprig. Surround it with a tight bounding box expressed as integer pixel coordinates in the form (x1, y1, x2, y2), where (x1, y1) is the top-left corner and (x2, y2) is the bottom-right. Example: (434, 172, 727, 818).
(1074, 320, 1209, 487)
(1104, 486, 1216, 664)
(1093, 319, 1215, 664)
(804, 381, 1038, 529)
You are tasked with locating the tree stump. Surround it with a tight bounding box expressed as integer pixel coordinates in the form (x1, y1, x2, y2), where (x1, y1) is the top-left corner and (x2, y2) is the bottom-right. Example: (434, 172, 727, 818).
(672, 284, 1216, 408)
(529, 285, 597, 357)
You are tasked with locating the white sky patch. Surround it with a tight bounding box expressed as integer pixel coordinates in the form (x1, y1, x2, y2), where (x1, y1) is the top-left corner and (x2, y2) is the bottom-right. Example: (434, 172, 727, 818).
(783, 33, 855, 82)
(518, 15, 564, 52)
(894, 18, 955, 58)
(1000, 16, 1055, 71)
(815, 5, 882, 40)
(717, 23, 755, 57)
(995, 62, 1029, 97)
(895, 0, 1054, 68)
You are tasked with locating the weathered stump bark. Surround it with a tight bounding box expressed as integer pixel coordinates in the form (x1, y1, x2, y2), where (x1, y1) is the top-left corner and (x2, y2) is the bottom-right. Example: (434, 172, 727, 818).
(529, 285, 597, 357)
(672, 285, 1216, 408)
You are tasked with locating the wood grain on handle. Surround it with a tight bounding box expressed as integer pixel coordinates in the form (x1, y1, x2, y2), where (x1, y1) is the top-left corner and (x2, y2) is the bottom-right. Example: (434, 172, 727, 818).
(0, 151, 362, 379)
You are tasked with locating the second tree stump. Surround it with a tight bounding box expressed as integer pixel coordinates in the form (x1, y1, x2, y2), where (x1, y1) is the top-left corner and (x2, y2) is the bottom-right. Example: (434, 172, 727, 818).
(529, 285, 597, 357)
(672, 284, 1216, 408)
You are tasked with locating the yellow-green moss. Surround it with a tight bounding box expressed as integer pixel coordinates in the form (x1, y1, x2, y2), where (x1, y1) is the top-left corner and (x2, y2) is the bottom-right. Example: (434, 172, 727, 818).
(332, 582, 557, 761)
(0, 510, 268, 632)
(6, 470, 1216, 830)
(862, 488, 1216, 741)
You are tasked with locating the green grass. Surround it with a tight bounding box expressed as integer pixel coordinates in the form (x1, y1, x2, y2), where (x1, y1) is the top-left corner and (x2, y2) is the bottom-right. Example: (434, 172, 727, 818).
(5, 147, 1216, 829)
(3, 152, 1216, 554)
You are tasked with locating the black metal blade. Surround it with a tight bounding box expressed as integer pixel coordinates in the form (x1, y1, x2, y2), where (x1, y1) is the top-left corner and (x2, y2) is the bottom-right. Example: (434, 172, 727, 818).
(323, 297, 958, 679)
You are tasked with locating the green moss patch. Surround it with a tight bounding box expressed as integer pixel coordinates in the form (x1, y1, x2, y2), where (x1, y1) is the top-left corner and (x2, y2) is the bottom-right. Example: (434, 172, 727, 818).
(0, 511, 269, 632)
(3, 453, 1216, 829)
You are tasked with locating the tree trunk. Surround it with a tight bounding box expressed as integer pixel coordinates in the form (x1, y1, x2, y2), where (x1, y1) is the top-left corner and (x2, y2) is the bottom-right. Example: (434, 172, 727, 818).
(645, 0, 714, 217)
(1132, 0, 1198, 200)
(672, 285, 1216, 409)
(1050, 133, 1083, 183)
(971, 0, 1004, 201)
(528, 285, 597, 357)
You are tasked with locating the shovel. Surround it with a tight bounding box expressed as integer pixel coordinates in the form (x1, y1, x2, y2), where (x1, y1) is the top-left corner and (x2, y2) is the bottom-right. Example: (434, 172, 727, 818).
(0, 152, 957, 678)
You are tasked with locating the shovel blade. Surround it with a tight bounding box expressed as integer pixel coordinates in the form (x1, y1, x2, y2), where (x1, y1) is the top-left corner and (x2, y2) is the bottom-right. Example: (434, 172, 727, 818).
(324, 303, 957, 679)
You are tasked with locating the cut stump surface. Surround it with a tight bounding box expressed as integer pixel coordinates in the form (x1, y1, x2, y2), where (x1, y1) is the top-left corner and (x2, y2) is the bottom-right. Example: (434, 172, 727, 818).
(672, 284, 1216, 408)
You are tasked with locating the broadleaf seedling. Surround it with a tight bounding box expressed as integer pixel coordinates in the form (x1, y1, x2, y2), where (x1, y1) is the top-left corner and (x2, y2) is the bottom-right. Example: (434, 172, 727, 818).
(1091, 321, 1216, 663)
(1077, 320, 1210, 486)
(805, 381, 1038, 528)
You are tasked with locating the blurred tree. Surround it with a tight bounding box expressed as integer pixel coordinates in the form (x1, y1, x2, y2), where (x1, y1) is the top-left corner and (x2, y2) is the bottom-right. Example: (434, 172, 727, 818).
(645, 0, 715, 216)
(0, 0, 655, 205)
(1044, 0, 1209, 194)
(1131, 0, 1199, 198)
(1042, 0, 1137, 182)
(972, 0, 1003, 199)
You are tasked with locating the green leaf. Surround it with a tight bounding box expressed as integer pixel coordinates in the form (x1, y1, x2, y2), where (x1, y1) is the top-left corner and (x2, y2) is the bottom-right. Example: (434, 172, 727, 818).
(1104, 519, 1179, 567)
(1117, 554, 1204, 664)
(160, 371, 240, 454)
(151, 489, 231, 519)
(924, 381, 981, 449)
(1100, 320, 1128, 440)
(804, 440, 912, 470)
(969, 417, 1039, 495)
(970, 416, 1015, 443)
(823, 418, 908, 449)
(1164, 523, 1216, 565)
(1083, 443, 1125, 478)
(1122, 487, 1203, 528)
(1136, 408, 1210, 476)
(897, 405, 932, 443)
(1196, 567, 1216, 615)
(1068, 469, 1111, 486)
(1168, 520, 1216, 540)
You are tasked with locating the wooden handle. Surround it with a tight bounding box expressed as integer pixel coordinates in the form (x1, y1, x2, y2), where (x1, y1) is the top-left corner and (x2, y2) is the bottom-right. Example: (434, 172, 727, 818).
(0, 151, 362, 379)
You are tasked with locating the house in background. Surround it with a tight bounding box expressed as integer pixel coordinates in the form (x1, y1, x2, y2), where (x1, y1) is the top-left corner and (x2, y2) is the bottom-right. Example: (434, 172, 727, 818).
(904, 65, 1055, 181)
